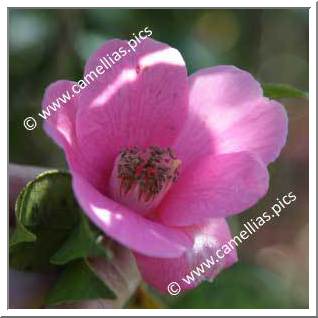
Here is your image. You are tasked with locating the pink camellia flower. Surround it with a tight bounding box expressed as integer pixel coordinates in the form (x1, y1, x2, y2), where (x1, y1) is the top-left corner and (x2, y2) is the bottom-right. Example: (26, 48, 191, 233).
(42, 38, 288, 293)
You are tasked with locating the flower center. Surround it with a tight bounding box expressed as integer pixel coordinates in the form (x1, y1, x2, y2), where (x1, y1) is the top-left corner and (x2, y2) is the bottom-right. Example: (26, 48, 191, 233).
(109, 146, 181, 216)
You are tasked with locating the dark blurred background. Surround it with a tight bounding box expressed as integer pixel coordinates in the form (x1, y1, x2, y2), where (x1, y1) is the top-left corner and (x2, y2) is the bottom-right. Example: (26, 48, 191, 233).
(9, 9, 309, 309)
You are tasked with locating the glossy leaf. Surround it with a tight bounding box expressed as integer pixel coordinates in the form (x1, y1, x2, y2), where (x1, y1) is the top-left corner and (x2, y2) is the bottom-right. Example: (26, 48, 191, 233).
(262, 83, 308, 100)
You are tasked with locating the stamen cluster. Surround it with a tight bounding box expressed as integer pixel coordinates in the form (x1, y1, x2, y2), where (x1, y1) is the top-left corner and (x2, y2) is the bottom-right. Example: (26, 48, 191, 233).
(117, 146, 181, 202)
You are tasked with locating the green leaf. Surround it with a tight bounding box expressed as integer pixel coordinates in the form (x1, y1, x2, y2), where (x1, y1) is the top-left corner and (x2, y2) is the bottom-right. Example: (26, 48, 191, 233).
(9, 170, 110, 271)
(10, 170, 116, 304)
(50, 213, 110, 265)
(262, 83, 308, 100)
(10, 187, 36, 246)
(9, 219, 36, 246)
(10, 171, 81, 271)
(45, 259, 116, 306)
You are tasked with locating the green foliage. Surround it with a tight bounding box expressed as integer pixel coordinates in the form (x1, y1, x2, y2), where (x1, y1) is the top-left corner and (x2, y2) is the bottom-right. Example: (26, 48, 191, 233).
(45, 260, 116, 306)
(262, 83, 308, 100)
(51, 212, 111, 265)
(10, 171, 80, 271)
(9, 186, 36, 246)
(9, 170, 115, 305)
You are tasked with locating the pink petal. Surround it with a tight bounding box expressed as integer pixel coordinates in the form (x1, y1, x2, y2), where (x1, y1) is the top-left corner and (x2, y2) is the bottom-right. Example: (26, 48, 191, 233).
(216, 98, 288, 164)
(175, 65, 287, 167)
(75, 38, 189, 185)
(41, 80, 78, 149)
(41, 80, 103, 189)
(134, 218, 237, 293)
(159, 152, 269, 226)
(72, 173, 192, 258)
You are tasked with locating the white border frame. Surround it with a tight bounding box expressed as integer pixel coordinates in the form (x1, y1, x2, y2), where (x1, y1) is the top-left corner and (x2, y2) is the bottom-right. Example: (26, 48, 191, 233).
(2, 0, 316, 316)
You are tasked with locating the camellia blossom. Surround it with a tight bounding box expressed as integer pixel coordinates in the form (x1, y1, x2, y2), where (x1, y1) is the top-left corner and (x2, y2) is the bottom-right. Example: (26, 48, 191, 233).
(42, 38, 288, 293)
